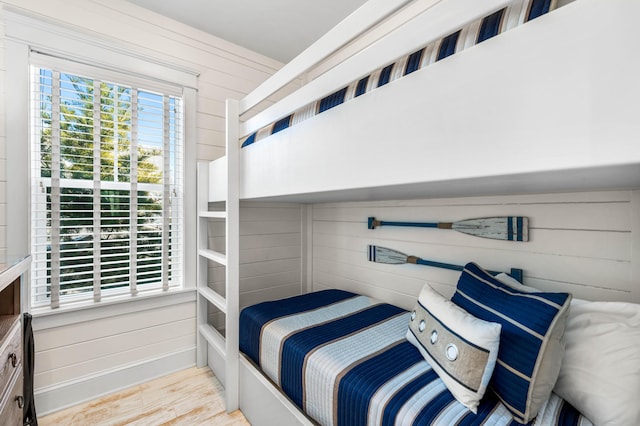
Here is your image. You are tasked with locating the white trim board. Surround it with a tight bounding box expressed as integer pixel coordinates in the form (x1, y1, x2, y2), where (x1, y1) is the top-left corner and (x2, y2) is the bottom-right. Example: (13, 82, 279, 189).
(2, 5, 199, 89)
(31, 289, 196, 331)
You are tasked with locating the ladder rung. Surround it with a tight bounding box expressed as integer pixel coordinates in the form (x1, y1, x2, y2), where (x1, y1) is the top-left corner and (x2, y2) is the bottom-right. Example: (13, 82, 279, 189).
(199, 211, 227, 219)
(198, 249, 227, 265)
(198, 323, 226, 358)
(199, 286, 227, 313)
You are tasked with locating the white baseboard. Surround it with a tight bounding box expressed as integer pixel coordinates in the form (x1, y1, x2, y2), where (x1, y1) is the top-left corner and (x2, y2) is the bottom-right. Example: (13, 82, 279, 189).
(35, 346, 196, 416)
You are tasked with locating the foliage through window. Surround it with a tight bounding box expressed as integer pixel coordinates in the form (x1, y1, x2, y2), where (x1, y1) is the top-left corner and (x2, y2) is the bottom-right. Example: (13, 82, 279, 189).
(31, 66, 183, 308)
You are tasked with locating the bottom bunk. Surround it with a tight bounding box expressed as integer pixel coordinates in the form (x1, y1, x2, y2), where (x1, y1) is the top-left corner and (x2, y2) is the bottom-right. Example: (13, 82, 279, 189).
(237, 263, 611, 426)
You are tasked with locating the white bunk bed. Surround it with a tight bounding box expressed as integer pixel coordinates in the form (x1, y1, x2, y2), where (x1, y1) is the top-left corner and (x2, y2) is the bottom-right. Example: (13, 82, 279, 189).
(196, 0, 640, 424)
(207, 0, 640, 204)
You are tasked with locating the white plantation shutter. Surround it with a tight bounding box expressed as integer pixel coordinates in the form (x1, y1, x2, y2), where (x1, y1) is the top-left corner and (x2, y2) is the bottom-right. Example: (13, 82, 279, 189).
(30, 64, 184, 308)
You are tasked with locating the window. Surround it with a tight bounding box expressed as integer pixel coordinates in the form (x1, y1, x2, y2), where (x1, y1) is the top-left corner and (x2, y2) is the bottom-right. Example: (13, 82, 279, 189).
(30, 63, 183, 309)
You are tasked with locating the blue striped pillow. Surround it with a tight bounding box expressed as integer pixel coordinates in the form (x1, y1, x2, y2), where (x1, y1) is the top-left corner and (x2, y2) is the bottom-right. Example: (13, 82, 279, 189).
(451, 263, 571, 424)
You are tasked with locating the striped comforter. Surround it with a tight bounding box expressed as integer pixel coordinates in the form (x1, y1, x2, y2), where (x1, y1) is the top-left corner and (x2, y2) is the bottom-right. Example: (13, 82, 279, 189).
(239, 290, 592, 426)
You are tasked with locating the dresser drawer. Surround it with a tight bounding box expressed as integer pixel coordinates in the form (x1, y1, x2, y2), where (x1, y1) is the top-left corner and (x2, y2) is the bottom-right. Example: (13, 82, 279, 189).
(0, 321, 22, 391)
(0, 366, 23, 426)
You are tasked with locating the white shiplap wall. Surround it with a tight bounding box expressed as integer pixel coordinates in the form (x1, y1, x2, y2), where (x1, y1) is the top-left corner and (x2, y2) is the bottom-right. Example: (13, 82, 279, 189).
(205, 202, 303, 334)
(202, 202, 303, 388)
(0, 0, 285, 414)
(312, 190, 640, 310)
(32, 295, 196, 391)
(34, 306, 194, 389)
(235, 203, 303, 308)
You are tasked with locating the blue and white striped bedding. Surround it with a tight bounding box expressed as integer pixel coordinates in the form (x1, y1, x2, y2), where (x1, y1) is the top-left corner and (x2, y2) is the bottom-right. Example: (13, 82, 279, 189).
(240, 0, 557, 149)
(239, 289, 592, 426)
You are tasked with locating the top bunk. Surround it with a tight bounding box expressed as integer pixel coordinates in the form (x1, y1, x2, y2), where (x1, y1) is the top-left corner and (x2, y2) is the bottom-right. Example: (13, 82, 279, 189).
(208, 0, 640, 203)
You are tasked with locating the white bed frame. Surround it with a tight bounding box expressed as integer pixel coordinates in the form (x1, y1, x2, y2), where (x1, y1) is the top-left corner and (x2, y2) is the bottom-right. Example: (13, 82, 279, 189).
(195, 0, 640, 424)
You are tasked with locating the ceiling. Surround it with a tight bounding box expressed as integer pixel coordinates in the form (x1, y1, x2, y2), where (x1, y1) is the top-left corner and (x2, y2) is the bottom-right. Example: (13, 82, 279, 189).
(126, 0, 368, 63)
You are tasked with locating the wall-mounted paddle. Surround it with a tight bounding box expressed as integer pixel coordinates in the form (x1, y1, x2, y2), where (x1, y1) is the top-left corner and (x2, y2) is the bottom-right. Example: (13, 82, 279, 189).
(367, 245, 523, 283)
(367, 216, 528, 242)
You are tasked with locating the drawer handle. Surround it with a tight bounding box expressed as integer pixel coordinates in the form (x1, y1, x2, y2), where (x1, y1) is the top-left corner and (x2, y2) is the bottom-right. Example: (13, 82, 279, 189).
(8, 353, 18, 368)
(16, 395, 24, 409)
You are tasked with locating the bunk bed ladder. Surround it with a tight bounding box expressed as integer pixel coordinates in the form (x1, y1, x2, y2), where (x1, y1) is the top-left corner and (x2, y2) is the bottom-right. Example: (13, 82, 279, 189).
(196, 99, 240, 412)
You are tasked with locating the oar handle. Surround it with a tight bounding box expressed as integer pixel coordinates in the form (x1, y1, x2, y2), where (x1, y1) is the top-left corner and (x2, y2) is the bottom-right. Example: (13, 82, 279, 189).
(368, 217, 451, 230)
(408, 256, 463, 272)
(408, 255, 524, 282)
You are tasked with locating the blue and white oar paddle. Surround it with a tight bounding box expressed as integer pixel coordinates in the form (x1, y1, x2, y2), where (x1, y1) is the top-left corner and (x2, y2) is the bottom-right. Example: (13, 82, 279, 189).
(367, 216, 528, 242)
(367, 245, 523, 282)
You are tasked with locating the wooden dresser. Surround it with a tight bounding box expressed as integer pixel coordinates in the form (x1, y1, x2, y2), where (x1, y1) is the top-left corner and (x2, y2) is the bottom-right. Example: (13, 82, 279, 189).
(0, 255, 30, 425)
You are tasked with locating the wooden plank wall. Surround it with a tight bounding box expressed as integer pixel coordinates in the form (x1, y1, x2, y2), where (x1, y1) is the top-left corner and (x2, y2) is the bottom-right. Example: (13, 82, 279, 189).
(0, 0, 285, 413)
(206, 202, 303, 332)
(312, 190, 639, 310)
(33, 301, 195, 391)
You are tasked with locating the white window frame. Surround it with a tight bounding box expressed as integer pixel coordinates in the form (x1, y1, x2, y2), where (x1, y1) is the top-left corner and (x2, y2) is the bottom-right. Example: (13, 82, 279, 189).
(30, 59, 184, 308)
(4, 7, 198, 316)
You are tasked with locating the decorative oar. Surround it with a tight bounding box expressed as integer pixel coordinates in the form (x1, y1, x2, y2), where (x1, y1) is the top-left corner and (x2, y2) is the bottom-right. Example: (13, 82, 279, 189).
(367, 245, 523, 283)
(367, 216, 528, 242)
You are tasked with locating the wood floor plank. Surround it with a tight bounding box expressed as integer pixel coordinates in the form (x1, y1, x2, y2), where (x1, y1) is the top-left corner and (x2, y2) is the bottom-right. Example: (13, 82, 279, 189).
(39, 367, 250, 425)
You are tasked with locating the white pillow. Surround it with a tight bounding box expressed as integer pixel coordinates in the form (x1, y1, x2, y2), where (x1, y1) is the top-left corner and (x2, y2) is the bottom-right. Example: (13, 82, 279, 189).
(553, 299, 640, 426)
(406, 284, 501, 413)
(494, 272, 540, 292)
(495, 273, 640, 425)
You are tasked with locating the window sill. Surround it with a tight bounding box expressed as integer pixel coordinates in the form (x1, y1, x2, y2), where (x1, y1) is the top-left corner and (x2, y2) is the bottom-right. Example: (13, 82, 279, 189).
(30, 287, 197, 332)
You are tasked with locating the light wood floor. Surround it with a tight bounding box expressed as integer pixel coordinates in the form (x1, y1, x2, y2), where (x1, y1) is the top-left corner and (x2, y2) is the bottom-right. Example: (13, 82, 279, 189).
(39, 367, 250, 425)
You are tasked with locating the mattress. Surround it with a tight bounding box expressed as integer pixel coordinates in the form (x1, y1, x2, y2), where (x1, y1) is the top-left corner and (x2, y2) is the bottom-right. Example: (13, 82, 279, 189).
(239, 289, 591, 426)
